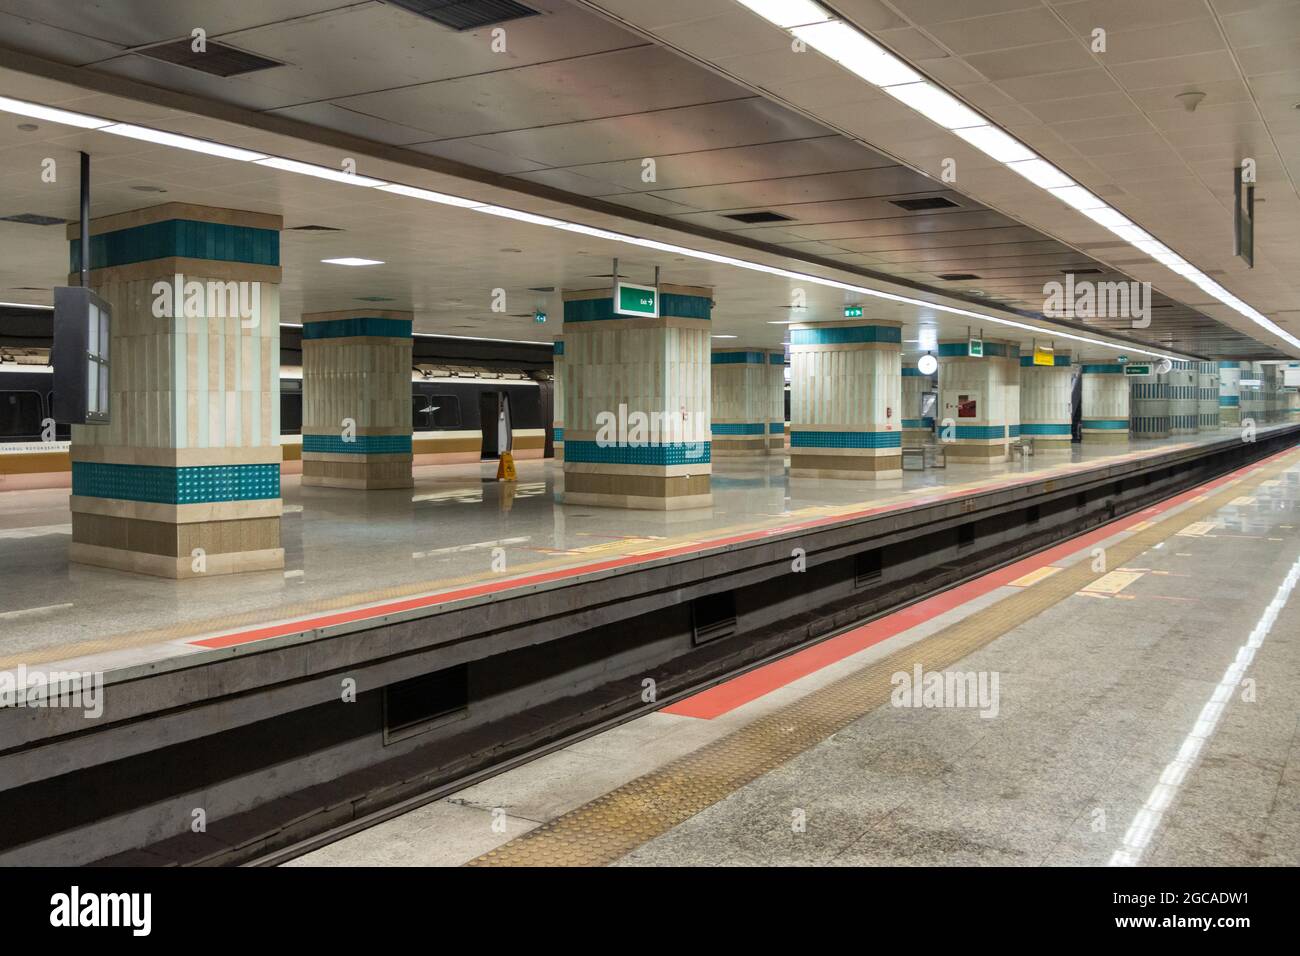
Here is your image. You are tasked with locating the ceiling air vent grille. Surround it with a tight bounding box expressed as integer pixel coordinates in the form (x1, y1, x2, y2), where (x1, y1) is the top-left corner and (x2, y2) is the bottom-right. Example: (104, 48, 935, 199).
(136, 39, 284, 77)
(890, 196, 960, 211)
(286, 224, 344, 232)
(723, 210, 793, 224)
(938, 273, 980, 281)
(1, 213, 67, 226)
(386, 0, 540, 30)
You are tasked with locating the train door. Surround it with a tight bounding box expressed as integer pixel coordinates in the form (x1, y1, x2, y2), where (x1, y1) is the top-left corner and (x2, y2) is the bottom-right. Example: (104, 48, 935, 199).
(479, 391, 512, 459)
(538, 379, 554, 458)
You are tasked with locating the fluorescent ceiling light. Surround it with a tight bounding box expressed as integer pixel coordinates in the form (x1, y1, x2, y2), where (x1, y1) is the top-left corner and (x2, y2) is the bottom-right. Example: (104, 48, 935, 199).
(0, 301, 53, 310)
(1079, 206, 1132, 229)
(375, 183, 486, 208)
(1004, 158, 1075, 190)
(1107, 224, 1152, 243)
(881, 82, 985, 129)
(791, 20, 921, 87)
(477, 205, 566, 227)
(712, 334, 739, 339)
(951, 125, 1035, 163)
(0, 95, 111, 129)
(102, 123, 266, 161)
(1048, 185, 1106, 212)
(256, 157, 386, 187)
(734, 0, 832, 28)
(321, 257, 384, 266)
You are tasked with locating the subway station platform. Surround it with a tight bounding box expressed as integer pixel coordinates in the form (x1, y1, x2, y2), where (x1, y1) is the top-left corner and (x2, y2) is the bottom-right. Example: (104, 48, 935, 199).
(291, 440, 1300, 867)
(0, 428, 1288, 680)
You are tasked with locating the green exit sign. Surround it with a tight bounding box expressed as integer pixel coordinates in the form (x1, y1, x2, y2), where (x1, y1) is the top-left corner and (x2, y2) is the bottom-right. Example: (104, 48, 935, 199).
(968, 338, 984, 357)
(614, 281, 658, 317)
(843, 305, 863, 318)
(1123, 364, 1152, 376)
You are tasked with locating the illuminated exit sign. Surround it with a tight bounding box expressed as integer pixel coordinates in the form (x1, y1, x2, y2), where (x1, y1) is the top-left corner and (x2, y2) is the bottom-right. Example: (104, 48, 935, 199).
(843, 305, 863, 318)
(614, 281, 658, 317)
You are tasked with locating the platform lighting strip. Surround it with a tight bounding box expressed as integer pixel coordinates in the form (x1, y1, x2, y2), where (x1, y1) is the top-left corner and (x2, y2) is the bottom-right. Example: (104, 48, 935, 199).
(730, 1, 1300, 354)
(0, 94, 1193, 361)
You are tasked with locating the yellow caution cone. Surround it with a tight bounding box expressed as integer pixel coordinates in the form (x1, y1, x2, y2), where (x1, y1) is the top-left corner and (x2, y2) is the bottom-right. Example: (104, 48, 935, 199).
(495, 451, 517, 482)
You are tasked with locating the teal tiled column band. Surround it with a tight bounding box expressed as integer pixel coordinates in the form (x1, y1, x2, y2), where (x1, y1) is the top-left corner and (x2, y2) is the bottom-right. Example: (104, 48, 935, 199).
(902, 366, 927, 377)
(939, 342, 1015, 357)
(1082, 364, 1126, 374)
(553, 340, 565, 355)
(302, 434, 413, 454)
(72, 461, 279, 504)
(1219, 396, 1240, 407)
(952, 425, 1007, 440)
(711, 422, 766, 435)
(791, 325, 902, 346)
(70, 218, 279, 272)
(770, 352, 786, 364)
(302, 317, 413, 339)
(1020, 423, 1072, 436)
(711, 351, 766, 364)
(768, 422, 786, 433)
(1082, 419, 1129, 429)
(563, 293, 711, 322)
(553, 427, 564, 441)
(565, 440, 711, 465)
(790, 430, 901, 449)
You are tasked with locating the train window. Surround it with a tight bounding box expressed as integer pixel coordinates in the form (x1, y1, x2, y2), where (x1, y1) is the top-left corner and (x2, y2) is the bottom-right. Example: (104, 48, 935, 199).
(413, 394, 460, 430)
(280, 392, 302, 435)
(0, 391, 43, 438)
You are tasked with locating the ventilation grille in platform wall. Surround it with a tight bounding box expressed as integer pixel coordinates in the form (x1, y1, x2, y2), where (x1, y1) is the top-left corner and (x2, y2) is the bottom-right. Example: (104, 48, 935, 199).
(692, 591, 737, 645)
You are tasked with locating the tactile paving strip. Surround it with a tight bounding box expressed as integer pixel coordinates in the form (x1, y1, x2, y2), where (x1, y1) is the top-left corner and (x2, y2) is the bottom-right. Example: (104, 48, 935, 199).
(466, 449, 1298, 866)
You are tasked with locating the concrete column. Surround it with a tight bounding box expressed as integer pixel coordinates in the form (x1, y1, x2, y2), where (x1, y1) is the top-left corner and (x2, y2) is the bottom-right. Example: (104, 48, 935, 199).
(560, 284, 712, 510)
(765, 349, 786, 453)
(300, 310, 413, 490)
(1168, 360, 1198, 434)
(1197, 361, 1220, 431)
(1018, 352, 1073, 445)
(788, 320, 902, 479)
(901, 363, 934, 445)
(710, 348, 774, 457)
(937, 338, 1018, 461)
(552, 336, 564, 460)
(67, 203, 283, 578)
(1218, 362, 1241, 427)
(1081, 363, 1130, 442)
(1129, 370, 1169, 439)
(1239, 363, 1262, 426)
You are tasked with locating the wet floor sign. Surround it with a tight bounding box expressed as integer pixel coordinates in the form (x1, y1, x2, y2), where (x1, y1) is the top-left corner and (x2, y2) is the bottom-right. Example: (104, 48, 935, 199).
(495, 452, 517, 481)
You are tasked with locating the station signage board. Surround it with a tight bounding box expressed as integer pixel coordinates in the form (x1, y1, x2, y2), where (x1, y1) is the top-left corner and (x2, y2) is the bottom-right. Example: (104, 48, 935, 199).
(843, 305, 863, 318)
(968, 338, 984, 358)
(1032, 345, 1054, 366)
(613, 281, 658, 318)
(1123, 364, 1152, 376)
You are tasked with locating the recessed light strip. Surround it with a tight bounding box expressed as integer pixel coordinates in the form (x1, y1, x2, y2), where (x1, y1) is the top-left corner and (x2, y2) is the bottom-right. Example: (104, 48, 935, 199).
(0, 93, 1190, 358)
(731, 2, 1299, 353)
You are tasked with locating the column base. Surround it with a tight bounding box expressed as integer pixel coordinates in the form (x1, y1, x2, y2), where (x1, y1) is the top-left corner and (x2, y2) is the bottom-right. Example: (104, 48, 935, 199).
(789, 453, 902, 480)
(1083, 431, 1129, 443)
(302, 455, 413, 489)
(562, 469, 711, 510)
(70, 542, 284, 579)
(70, 508, 284, 579)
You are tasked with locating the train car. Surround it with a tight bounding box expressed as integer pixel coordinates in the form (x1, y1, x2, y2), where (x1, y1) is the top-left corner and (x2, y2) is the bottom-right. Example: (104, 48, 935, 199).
(0, 360, 552, 490)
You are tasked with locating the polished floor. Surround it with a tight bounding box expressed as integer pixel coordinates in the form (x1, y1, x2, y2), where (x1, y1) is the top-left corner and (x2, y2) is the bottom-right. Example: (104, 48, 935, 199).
(290, 443, 1300, 866)
(0, 428, 1288, 680)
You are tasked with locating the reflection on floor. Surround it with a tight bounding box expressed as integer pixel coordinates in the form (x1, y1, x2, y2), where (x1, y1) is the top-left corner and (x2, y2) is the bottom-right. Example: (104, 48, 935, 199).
(0, 429, 1285, 677)
(290, 447, 1300, 867)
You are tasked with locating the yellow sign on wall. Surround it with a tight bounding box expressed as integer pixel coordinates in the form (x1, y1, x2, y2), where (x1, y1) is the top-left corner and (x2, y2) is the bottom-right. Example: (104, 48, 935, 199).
(1033, 345, 1055, 366)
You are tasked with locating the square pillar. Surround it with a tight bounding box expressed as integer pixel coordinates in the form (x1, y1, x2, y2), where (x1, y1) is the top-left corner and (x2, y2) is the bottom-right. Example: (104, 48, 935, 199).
(1167, 360, 1198, 434)
(1081, 364, 1130, 442)
(1218, 362, 1241, 427)
(901, 362, 935, 446)
(711, 348, 774, 457)
(1129, 369, 1170, 438)
(937, 339, 1019, 461)
(300, 310, 413, 489)
(1019, 352, 1073, 445)
(1197, 362, 1220, 431)
(560, 284, 712, 510)
(789, 320, 902, 479)
(66, 203, 283, 578)
(766, 349, 787, 452)
(552, 336, 564, 460)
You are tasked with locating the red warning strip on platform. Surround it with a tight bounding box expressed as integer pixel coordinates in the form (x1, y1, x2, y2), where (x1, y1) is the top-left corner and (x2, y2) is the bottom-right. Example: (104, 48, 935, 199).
(661, 449, 1288, 719)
